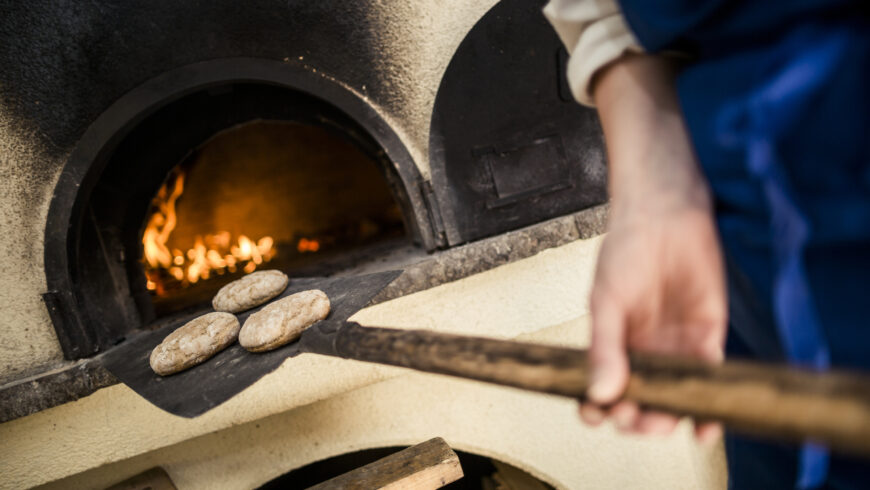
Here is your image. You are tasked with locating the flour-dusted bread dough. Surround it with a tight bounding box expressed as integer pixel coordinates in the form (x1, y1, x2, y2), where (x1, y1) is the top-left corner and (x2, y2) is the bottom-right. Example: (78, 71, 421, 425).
(149, 312, 240, 376)
(212, 270, 289, 313)
(239, 289, 330, 352)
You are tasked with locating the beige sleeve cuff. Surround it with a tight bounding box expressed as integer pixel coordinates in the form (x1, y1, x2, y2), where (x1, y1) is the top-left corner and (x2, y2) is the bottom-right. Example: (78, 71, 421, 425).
(543, 0, 643, 106)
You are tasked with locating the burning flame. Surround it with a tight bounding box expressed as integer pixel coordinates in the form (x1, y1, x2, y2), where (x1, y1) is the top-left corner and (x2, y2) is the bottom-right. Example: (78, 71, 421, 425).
(143, 171, 185, 270)
(142, 168, 277, 294)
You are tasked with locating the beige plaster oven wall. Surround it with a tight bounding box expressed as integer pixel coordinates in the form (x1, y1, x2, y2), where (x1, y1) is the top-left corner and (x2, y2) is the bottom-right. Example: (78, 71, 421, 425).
(0, 115, 67, 383)
(0, 0, 496, 382)
(359, 0, 499, 178)
(36, 320, 726, 490)
(0, 237, 728, 489)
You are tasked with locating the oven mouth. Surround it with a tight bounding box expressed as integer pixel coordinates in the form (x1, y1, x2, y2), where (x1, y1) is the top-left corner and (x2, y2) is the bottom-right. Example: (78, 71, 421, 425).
(43, 59, 432, 359)
(140, 118, 410, 316)
(119, 85, 413, 318)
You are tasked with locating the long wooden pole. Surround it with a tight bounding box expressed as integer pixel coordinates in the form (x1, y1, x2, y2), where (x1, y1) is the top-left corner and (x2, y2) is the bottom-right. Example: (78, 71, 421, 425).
(332, 322, 870, 457)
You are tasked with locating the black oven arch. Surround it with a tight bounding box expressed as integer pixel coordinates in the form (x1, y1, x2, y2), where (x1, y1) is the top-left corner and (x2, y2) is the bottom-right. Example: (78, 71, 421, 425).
(43, 58, 432, 359)
(428, 0, 608, 246)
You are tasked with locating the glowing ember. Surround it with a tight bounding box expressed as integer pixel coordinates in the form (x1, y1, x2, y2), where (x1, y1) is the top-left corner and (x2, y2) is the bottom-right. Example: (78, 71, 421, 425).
(142, 168, 277, 294)
(297, 237, 320, 253)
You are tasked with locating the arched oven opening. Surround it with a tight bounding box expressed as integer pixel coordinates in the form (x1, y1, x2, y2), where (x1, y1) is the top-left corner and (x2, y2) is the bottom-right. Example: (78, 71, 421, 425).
(119, 85, 413, 317)
(104, 82, 421, 321)
(141, 119, 406, 316)
(44, 61, 432, 359)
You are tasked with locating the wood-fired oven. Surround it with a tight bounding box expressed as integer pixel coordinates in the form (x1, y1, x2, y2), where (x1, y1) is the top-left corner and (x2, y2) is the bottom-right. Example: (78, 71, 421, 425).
(31, 0, 605, 361)
(0, 0, 724, 488)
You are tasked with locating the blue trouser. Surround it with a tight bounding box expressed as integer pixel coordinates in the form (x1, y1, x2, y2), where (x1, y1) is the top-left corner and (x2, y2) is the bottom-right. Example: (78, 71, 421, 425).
(725, 255, 870, 489)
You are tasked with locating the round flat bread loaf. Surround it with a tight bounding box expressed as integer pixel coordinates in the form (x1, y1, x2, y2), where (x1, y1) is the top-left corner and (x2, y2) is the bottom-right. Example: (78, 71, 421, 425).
(150, 312, 240, 376)
(212, 270, 289, 313)
(239, 289, 330, 352)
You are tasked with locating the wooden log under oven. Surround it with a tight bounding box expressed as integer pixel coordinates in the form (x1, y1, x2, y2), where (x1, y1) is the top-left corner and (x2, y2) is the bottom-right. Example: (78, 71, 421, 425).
(307, 437, 463, 490)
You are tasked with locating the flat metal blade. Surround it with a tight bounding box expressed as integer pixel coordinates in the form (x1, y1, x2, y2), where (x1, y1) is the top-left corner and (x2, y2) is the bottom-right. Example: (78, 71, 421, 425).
(102, 270, 401, 418)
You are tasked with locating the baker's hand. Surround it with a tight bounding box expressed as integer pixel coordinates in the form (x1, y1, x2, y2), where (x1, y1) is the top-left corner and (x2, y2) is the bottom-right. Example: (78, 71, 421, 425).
(581, 199, 726, 442)
(581, 53, 727, 443)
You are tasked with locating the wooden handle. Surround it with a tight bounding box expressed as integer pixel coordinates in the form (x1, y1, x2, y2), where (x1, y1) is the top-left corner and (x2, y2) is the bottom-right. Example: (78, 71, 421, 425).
(334, 323, 870, 457)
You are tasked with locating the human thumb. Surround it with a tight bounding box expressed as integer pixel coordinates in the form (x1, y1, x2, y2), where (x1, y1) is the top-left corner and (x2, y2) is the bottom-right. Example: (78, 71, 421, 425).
(588, 296, 629, 404)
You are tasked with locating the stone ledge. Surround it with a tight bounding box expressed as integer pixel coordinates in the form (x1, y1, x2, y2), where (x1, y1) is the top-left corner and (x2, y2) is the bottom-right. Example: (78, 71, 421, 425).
(0, 357, 117, 423)
(0, 205, 607, 423)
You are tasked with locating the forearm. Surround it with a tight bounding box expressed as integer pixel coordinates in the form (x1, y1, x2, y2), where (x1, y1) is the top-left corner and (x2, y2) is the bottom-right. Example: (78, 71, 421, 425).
(592, 54, 712, 222)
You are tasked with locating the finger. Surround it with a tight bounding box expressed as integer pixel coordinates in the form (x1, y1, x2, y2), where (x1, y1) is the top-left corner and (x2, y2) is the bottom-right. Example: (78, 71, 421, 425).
(685, 287, 728, 364)
(694, 421, 723, 446)
(686, 320, 726, 364)
(698, 338, 725, 364)
(588, 295, 629, 405)
(632, 410, 680, 435)
(578, 403, 606, 426)
(608, 400, 639, 432)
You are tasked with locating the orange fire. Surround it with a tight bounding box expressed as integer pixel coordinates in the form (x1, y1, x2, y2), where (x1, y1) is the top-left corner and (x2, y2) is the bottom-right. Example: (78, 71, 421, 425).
(142, 169, 276, 293)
